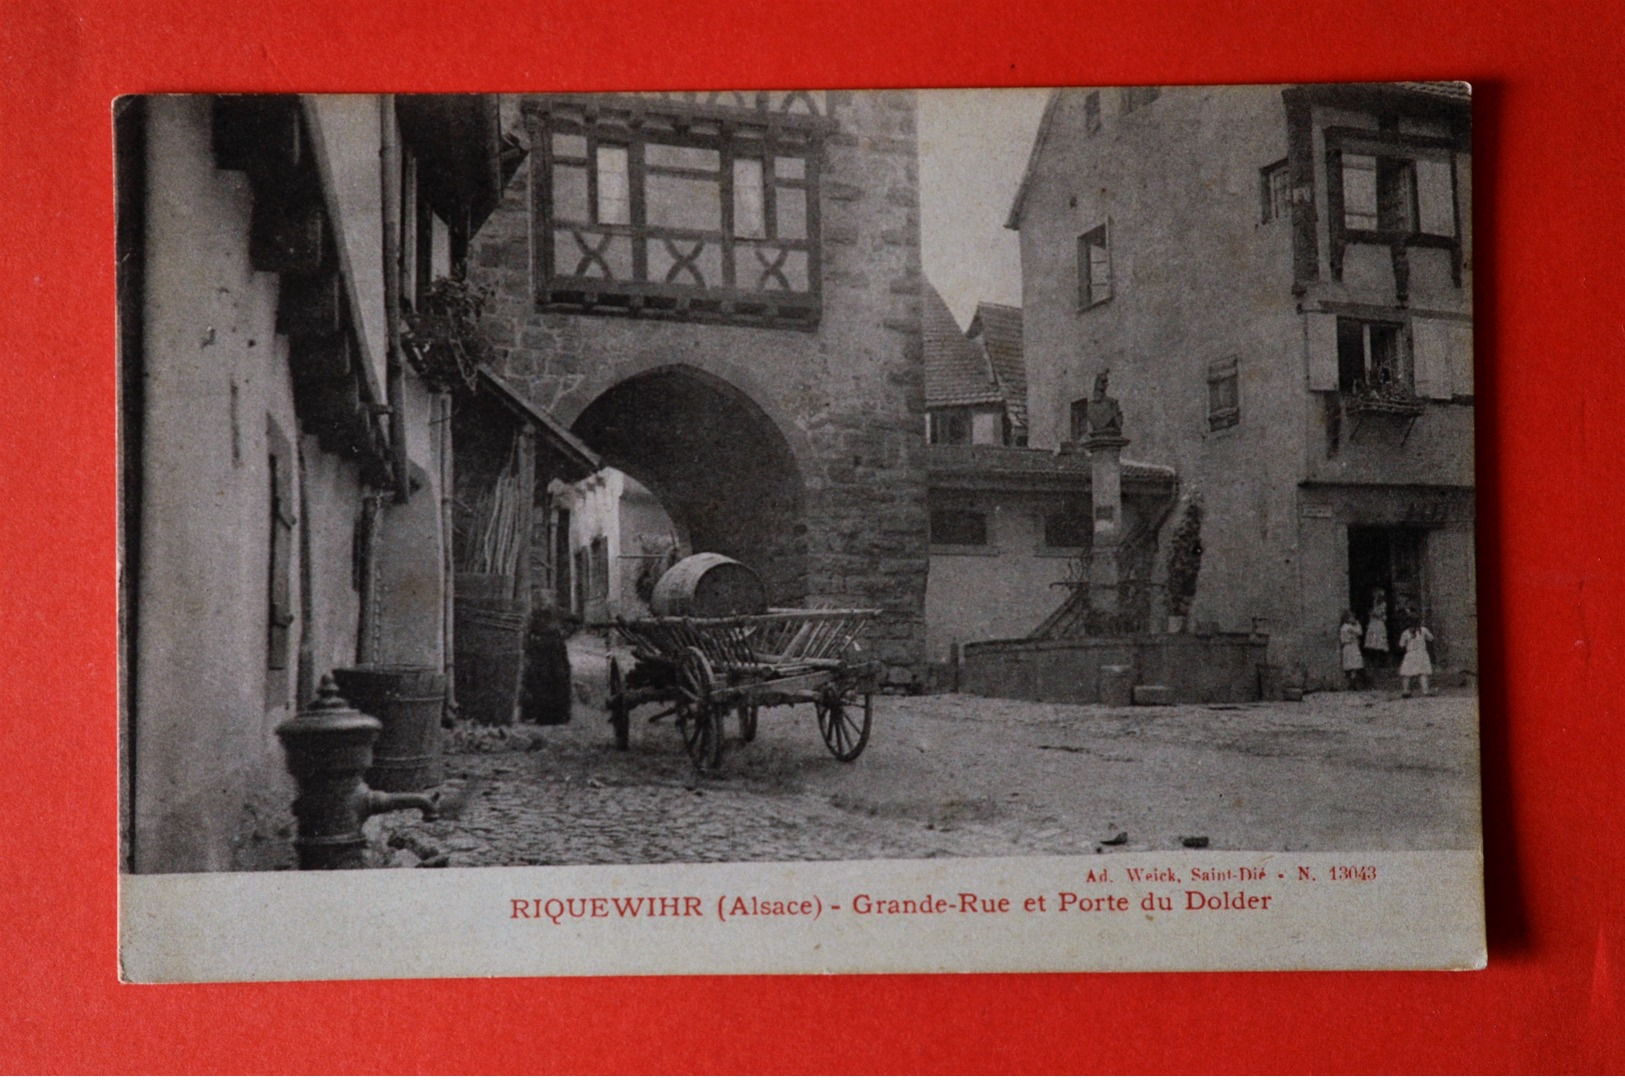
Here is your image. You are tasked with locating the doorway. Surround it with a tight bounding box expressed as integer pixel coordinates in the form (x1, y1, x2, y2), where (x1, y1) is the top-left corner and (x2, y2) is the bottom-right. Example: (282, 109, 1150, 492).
(1347, 526, 1428, 655)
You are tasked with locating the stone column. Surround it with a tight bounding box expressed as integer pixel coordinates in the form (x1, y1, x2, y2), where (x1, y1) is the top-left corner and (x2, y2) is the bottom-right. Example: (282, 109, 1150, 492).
(1085, 430, 1130, 613)
(1082, 370, 1128, 615)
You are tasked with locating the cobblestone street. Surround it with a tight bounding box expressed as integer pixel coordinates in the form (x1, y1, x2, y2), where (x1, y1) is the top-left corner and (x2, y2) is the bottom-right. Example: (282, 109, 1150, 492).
(368, 642, 1480, 868)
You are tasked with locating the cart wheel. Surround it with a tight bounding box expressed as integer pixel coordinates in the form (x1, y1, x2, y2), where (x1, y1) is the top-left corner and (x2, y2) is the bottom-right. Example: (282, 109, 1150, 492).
(675, 647, 723, 771)
(608, 657, 630, 751)
(737, 705, 759, 743)
(816, 690, 872, 762)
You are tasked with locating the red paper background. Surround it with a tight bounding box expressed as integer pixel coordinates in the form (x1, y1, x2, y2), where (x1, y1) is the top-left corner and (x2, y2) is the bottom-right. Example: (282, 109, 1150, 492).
(2, 0, 1621, 1071)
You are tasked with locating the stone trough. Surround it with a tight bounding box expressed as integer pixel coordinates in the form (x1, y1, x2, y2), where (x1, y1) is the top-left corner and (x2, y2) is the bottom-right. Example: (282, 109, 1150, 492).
(959, 632, 1270, 706)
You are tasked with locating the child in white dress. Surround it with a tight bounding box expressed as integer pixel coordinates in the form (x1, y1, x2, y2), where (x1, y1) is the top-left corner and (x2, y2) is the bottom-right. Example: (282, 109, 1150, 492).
(1397, 615, 1435, 698)
(1339, 610, 1365, 690)
(1364, 588, 1390, 666)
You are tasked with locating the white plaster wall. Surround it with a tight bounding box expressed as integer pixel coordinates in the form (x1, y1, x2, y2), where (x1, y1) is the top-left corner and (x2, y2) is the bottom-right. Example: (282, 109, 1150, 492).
(373, 373, 447, 667)
(1017, 87, 1308, 650)
(135, 97, 301, 871)
(301, 439, 364, 679)
(560, 468, 623, 619)
(616, 481, 681, 618)
(924, 495, 1081, 660)
(133, 98, 391, 872)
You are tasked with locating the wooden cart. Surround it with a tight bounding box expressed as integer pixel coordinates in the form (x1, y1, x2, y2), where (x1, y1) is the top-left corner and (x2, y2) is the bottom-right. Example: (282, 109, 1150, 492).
(606, 609, 882, 770)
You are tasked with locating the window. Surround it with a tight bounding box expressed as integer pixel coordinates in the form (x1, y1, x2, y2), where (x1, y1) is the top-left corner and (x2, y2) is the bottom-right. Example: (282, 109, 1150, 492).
(1413, 157, 1457, 236)
(1043, 500, 1091, 549)
(732, 157, 766, 238)
(1336, 318, 1407, 392)
(1121, 86, 1161, 114)
(1207, 356, 1240, 430)
(930, 507, 989, 547)
(594, 145, 631, 225)
(1260, 159, 1290, 224)
(928, 408, 972, 446)
(1069, 397, 1089, 442)
(1339, 153, 1414, 233)
(1326, 127, 1463, 285)
(533, 95, 828, 327)
(1084, 91, 1102, 135)
(1077, 224, 1111, 309)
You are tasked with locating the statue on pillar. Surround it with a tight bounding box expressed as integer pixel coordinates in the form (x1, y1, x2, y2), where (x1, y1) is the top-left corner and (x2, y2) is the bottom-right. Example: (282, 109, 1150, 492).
(1085, 369, 1124, 441)
(1083, 368, 1129, 619)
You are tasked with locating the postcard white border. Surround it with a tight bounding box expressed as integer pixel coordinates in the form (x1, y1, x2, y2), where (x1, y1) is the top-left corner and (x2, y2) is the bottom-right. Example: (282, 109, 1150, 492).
(121, 849, 1484, 982)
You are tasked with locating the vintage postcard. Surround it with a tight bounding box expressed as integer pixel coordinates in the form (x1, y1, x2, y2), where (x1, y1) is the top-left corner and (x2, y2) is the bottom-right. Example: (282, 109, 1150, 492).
(118, 84, 1482, 982)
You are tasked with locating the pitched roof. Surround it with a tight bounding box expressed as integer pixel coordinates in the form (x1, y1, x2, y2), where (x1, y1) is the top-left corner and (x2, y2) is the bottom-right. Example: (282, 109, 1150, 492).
(475, 368, 601, 479)
(923, 282, 1005, 409)
(968, 301, 1027, 433)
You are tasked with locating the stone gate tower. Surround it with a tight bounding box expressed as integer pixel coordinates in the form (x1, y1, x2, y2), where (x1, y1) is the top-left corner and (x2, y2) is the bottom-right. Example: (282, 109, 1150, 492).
(467, 90, 928, 671)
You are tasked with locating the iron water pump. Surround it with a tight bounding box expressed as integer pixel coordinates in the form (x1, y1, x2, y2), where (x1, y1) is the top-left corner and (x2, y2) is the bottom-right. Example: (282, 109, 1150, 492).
(276, 674, 440, 870)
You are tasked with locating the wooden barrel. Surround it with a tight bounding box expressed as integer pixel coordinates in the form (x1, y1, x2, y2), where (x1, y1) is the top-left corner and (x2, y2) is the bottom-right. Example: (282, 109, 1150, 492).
(454, 597, 528, 725)
(332, 665, 447, 791)
(649, 553, 766, 617)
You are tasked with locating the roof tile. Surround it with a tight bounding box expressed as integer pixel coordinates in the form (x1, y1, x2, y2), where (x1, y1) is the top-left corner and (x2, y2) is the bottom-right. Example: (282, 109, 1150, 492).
(969, 301, 1027, 432)
(923, 283, 1006, 409)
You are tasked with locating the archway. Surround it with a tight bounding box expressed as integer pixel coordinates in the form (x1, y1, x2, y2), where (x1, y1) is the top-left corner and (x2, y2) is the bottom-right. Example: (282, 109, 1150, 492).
(570, 366, 807, 606)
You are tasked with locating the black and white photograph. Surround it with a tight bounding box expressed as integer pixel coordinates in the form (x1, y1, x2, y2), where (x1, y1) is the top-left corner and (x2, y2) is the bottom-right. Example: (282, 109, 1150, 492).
(117, 85, 1482, 980)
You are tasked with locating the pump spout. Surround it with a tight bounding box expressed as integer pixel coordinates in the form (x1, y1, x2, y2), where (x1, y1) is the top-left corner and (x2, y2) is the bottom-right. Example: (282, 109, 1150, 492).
(361, 789, 439, 822)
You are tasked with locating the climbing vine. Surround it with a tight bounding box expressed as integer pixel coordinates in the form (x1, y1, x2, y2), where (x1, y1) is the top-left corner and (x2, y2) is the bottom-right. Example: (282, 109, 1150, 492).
(1166, 501, 1204, 620)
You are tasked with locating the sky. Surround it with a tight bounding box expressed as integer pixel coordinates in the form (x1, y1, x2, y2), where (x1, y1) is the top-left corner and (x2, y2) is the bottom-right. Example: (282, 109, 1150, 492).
(917, 88, 1051, 329)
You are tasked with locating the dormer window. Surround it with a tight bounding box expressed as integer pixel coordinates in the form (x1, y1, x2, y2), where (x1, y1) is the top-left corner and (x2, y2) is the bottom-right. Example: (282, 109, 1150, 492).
(529, 94, 831, 329)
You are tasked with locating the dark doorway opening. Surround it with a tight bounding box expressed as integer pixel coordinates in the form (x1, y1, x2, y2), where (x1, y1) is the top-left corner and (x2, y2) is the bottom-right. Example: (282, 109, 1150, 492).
(1348, 525, 1427, 656)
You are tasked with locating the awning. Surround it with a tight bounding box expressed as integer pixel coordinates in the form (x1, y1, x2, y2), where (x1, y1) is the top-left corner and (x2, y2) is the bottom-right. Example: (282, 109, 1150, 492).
(472, 368, 601, 481)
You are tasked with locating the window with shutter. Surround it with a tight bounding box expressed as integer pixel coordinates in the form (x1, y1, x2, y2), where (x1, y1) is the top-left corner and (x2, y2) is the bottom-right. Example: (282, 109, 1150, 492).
(1325, 127, 1463, 286)
(1077, 224, 1111, 309)
(1207, 356, 1240, 431)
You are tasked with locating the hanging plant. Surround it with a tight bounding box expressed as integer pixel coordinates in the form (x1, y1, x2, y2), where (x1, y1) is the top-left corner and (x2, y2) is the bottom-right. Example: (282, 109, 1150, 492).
(401, 276, 493, 392)
(1346, 377, 1424, 415)
(1166, 500, 1204, 620)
